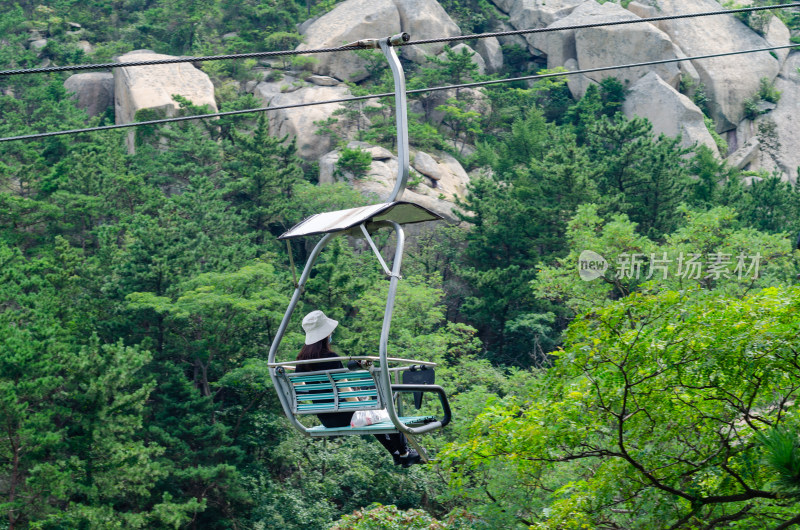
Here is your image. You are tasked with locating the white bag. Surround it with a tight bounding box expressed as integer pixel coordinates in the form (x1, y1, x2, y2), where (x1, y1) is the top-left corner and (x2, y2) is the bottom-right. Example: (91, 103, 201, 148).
(350, 409, 390, 427)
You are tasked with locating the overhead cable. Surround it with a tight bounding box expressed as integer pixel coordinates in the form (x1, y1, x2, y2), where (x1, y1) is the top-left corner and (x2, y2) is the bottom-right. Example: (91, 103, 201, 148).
(1, 43, 794, 144)
(0, 3, 797, 77)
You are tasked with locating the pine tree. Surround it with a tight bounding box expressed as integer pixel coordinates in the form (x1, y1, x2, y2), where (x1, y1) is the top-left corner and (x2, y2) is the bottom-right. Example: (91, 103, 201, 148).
(224, 114, 305, 244)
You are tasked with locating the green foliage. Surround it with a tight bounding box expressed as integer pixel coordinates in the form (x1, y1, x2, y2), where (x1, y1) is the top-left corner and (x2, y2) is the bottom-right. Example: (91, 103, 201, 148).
(263, 30, 301, 52)
(743, 95, 761, 120)
(756, 426, 800, 497)
(424, 45, 481, 86)
(335, 147, 373, 179)
(743, 77, 782, 120)
(733, 172, 800, 235)
(331, 503, 476, 529)
(436, 98, 481, 155)
(704, 116, 728, 154)
(224, 114, 306, 241)
(443, 285, 800, 528)
(0, 241, 203, 528)
(437, 0, 502, 34)
(538, 202, 796, 313)
(758, 76, 782, 103)
(4, 2, 800, 527)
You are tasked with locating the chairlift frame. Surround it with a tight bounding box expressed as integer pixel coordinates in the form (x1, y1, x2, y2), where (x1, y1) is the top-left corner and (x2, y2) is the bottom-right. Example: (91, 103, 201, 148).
(267, 34, 451, 446)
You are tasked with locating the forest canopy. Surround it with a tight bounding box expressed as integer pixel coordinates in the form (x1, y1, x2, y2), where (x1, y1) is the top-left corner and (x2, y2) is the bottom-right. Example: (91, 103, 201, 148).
(2, 0, 800, 528)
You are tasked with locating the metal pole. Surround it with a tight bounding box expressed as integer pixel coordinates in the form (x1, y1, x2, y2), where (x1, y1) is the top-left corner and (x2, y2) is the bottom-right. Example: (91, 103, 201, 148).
(268, 233, 335, 436)
(379, 37, 410, 202)
(377, 220, 406, 429)
(375, 223, 446, 435)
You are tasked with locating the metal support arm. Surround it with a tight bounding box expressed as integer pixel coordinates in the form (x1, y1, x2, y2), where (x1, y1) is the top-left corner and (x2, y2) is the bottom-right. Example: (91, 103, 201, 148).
(379, 37, 410, 202)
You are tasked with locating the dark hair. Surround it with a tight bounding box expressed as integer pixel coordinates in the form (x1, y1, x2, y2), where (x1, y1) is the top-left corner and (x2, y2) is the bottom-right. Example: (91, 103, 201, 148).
(297, 337, 334, 362)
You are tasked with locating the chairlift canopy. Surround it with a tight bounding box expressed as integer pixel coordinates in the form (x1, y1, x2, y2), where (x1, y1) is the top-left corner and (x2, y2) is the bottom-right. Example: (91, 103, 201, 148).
(278, 201, 442, 240)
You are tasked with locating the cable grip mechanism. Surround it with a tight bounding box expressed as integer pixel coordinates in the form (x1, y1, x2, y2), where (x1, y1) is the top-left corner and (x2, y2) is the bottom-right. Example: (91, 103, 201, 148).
(344, 32, 410, 49)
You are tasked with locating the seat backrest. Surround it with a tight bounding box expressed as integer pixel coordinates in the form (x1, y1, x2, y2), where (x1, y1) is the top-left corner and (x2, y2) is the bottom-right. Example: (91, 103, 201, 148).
(276, 367, 385, 415)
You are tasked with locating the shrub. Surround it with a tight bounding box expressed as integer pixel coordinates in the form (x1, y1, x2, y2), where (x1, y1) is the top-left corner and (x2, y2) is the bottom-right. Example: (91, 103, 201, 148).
(758, 76, 781, 104)
(335, 147, 372, 179)
(743, 96, 760, 120)
(704, 117, 728, 154)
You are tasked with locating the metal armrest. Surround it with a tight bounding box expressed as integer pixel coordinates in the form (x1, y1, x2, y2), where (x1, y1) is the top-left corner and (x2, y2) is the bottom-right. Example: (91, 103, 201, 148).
(390, 384, 451, 428)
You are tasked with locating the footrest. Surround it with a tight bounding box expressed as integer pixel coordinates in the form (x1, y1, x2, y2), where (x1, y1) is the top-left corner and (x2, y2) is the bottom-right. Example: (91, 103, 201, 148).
(307, 415, 438, 436)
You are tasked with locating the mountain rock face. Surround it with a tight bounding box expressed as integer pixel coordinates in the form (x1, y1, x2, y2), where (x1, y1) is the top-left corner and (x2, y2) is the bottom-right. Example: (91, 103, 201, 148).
(394, 0, 462, 64)
(475, 36, 504, 73)
(114, 50, 217, 153)
(503, 0, 584, 37)
(263, 84, 356, 161)
(537, 1, 682, 89)
(623, 72, 719, 156)
(485, 0, 793, 180)
(319, 142, 472, 220)
(731, 52, 800, 178)
(296, 0, 401, 82)
(112, 0, 796, 188)
(64, 72, 115, 117)
(628, 0, 781, 132)
(291, 0, 795, 183)
(297, 0, 461, 81)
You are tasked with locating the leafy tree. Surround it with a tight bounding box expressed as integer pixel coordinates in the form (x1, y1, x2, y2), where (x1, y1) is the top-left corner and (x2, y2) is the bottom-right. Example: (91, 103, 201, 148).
(437, 97, 482, 155)
(533, 204, 796, 317)
(442, 285, 800, 528)
(733, 173, 800, 235)
(425, 45, 481, 88)
(453, 109, 597, 365)
(331, 503, 478, 529)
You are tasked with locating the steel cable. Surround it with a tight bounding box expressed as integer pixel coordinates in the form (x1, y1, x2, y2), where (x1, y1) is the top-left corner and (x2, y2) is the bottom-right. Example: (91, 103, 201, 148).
(1, 43, 795, 144)
(0, 3, 798, 77)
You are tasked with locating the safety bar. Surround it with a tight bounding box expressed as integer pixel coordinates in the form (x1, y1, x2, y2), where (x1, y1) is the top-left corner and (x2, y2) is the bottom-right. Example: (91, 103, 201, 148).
(391, 384, 451, 432)
(268, 355, 437, 368)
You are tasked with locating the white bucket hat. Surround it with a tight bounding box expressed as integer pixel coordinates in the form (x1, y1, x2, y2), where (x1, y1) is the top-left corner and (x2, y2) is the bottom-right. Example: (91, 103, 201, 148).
(302, 310, 338, 345)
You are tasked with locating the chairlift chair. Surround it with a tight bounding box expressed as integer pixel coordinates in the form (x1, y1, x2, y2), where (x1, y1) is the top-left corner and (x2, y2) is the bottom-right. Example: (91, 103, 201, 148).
(267, 34, 452, 461)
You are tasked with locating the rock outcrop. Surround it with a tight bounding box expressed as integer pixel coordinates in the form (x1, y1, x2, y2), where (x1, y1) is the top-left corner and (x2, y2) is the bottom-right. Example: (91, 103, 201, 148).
(319, 142, 472, 220)
(297, 0, 462, 79)
(114, 50, 217, 153)
(504, 0, 584, 35)
(764, 15, 792, 66)
(623, 72, 719, 156)
(629, 0, 780, 132)
(29, 39, 47, 52)
(265, 84, 355, 161)
(296, 0, 400, 82)
(77, 40, 94, 55)
(394, 0, 462, 65)
(475, 36, 504, 74)
(64, 72, 115, 117)
(731, 52, 800, 182)
(532, 1, 682, 93)
(726, 137, 760, 170)
(410, 150, 471, 200)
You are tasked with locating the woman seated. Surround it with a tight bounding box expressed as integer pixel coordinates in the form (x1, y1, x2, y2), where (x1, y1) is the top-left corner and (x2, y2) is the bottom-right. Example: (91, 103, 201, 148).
(296, 310, 420, 468)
